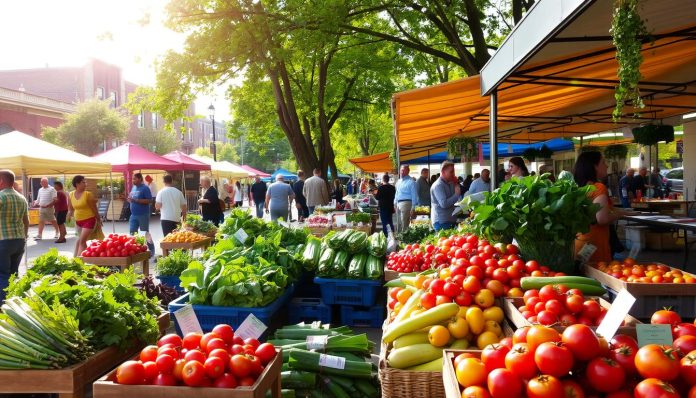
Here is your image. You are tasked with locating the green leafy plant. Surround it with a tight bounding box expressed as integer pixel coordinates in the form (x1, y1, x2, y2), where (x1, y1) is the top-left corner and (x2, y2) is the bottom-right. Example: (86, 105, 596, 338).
(464, 175, 599, 273)
(611, 0, 648, 120)
(155, 249, 194, 277)
(537, 144, 553, 159)
(447, 137, 478, 161)
(603, 144, 629, 160)
(346, 212, 371, 224)
(632, 124, 675, 146)
(397, 224, 433, 245)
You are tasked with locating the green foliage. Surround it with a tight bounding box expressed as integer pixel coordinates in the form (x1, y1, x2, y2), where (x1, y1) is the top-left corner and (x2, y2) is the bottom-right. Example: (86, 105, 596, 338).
(611, 0, 648, 120)
(603, 144, 629, 160)
(184, 214, 217, 235)
(447, 137, 478, 161)
(156, 249, 194, 277)
(397, 224, 434, 245)
(137, 128, 181, 155)
(632, 124, 675, 146)
(522, 145, 554, 162)
(41, 99, 129, 155)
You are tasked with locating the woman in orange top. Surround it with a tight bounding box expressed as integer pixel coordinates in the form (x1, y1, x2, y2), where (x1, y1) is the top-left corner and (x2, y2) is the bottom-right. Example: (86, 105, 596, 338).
(67, 175, 101, 257)
(573, 151, 621, 263)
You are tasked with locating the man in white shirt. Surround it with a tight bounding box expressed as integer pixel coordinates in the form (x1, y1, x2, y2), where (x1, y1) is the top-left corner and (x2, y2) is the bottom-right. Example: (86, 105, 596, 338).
(155, 174, 187, 237)
(34, 177, 59, 240)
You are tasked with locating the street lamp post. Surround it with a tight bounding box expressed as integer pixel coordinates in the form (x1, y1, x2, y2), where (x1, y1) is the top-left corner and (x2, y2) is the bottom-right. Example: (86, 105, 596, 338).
(208, 104, 217, 162)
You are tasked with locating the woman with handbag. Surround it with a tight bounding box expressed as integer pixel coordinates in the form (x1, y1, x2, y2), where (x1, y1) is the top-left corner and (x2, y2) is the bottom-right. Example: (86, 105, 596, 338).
(67, 175, 101, 257)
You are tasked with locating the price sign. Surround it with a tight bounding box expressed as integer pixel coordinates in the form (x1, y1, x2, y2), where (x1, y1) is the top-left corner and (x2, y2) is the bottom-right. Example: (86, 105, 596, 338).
(636, 324, 674, 347)
(306, 335, 328, 350)
(236, 314, 267, 340)
(596, 289, 636, 340)
(173, 305, 203, 335)
(234, 228, 249, 244)
(319, 354, 346, 370)
(334, 214, 347, 227)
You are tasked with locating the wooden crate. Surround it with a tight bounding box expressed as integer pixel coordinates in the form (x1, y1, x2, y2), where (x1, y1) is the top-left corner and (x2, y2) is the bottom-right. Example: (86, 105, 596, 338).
(93, 348, 282, 398)
(442, 350, 482, 398)
(80, 251, 151, 276)
(384, 269, 399, 282)
(308, 226, 331, 237)
(583, 263, 696, 296)
(160, 237, 212, 257)
(502, 296, 640, 336)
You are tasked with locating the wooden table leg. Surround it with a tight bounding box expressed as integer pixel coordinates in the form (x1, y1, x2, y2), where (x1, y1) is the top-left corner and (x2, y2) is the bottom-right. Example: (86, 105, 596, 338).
(162, 248, 169, 257)
(272, 374, 281, 398)
(142, 259, 149, 276)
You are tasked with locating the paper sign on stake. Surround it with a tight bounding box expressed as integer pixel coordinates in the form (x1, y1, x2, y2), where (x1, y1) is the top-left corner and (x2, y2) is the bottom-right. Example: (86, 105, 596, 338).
(334, 214, 347, 227)
(636, 324, 673, 347)
(173, 305, 203, 335)
(236, 314, 267, 340)
(596, 289, 636, 340)
(234, 228, 249, 244)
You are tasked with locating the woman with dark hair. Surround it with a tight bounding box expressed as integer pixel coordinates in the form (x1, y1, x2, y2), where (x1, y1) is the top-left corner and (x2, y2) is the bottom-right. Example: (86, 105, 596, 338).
(234, 181, 243, 207)
(67, 175, 100, 257)
(573, 151, 619, 263)
(373, 174, 395, 235)
(508, 157, 530, 178)
(332, 179, 345, 205)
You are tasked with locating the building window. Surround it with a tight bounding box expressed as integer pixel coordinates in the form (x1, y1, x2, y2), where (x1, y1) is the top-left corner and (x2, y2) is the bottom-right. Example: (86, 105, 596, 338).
(138, 111, 145, 128)
(96, 87, 105, 99)
(109, 91, 117, 107)
(151, 113, 158, 129)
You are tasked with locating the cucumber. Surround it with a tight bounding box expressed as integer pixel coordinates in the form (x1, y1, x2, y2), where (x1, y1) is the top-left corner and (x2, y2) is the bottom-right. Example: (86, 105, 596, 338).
(387, 343, 443, 369)
(520, 276, 606, 296)
(405, 357, 442, 371)
(393, 332, 429, 349)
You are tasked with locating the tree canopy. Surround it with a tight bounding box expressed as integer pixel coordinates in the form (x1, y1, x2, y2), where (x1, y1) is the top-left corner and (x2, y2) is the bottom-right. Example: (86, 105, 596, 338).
(137, 128, 181, 155)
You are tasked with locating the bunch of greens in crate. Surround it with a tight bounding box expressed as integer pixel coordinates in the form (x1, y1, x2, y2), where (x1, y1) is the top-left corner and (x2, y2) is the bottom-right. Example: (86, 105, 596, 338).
(313, 229, 385, 280)
(183, 214, 217, 235)
(269, 323, 380, 398)
(7, 266, 161, 350)
(155, 249, 194, 277)
(397, 224, 433, 244)
(346, 212, 371, 224)
(218, 209, 270, 242)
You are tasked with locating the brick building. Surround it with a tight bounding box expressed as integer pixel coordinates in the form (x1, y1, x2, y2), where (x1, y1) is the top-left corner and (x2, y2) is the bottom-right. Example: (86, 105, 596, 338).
(0, 58, 231, 154)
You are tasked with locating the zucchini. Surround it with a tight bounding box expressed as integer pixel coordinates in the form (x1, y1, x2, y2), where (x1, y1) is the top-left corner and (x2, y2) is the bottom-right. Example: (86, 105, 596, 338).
(317, 247, 336, 275)
(327, 229, 353, 250)
(520, 276, 606, 295)
(405, 357, 442, 371)
(332, 251, 350, 277)
(347, 254, 367, 279)
(364, 255, 383, 280)
(346, 231, 368, 254)
(387, 343, 443, 369)
(302, 237, 322, 269)
(355, 379, 379, 398)
(281, 371, 316, 389)
(392, 332, 428, 349)
(382, 302, 459, 343)
(288, 350, 372, 378)
(368, 232, 386, 257)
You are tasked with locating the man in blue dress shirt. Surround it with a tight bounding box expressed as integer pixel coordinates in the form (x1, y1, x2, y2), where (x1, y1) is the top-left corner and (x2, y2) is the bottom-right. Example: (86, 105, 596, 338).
(393, 165, 418, 233)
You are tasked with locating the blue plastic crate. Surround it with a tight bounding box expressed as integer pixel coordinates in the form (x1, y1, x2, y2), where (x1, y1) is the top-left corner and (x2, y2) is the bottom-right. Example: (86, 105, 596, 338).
(168, 285, 295, 333)
(313, 277, 382, 306)
(158, 275, 185, 294)
(340, 304, 385, 328)
(288, 297, 332, 324)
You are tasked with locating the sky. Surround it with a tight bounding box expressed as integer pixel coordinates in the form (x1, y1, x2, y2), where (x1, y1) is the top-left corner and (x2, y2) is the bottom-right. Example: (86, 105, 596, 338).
(0, 0, 231, 119)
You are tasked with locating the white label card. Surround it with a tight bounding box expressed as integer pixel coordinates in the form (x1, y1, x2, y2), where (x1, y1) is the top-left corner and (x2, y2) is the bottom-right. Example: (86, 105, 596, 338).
(173, 305, 203, 335)
(577, 243, 597, 265)
(334, 214, 347, 227)
(319, 354, 345, 370)
(596, 289, 636, 341)
(236, 314, 267, 340)
(234, 228, 249, 244)
(306, 335, 328, 350)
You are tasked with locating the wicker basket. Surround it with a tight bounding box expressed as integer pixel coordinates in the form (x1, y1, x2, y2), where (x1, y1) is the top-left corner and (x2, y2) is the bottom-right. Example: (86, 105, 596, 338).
(379, 349, 445, 398)
(308, 226, 331, 237)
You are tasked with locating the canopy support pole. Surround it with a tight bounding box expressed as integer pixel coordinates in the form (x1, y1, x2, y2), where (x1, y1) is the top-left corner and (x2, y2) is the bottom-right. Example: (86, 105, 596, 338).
(489, 91, 499, 190)
(427, 149, 431, 173)
(109, 172, 115, 233)
(391, 99, 399, 172)
(23, 169, 28, 269)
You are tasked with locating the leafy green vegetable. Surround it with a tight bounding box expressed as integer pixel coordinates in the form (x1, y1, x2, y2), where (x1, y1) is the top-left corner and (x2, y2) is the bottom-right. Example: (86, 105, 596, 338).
(346, 212, 371, 224)
(397, 224, 433, 245)
(184, 214, 217, 234)
(155, 249, 194, 277)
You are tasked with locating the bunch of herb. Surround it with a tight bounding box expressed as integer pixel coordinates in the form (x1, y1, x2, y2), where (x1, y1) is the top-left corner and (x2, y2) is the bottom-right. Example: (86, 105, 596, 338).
(184, 214, 216, 234)
(140, 276, 179, 306)
(397, 224, 433, 244)
(346, 212, 371, 224)
(155, 249, 194, 277)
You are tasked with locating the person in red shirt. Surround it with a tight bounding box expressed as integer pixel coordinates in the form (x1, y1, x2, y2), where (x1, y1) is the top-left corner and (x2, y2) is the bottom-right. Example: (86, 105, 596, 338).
(53, 181, 69, 243)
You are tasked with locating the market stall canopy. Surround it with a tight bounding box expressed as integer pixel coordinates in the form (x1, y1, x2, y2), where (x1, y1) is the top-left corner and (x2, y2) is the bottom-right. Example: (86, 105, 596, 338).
(394, 0, 696, 152)
(162, 151, 212, 171)
(349, 152, 394, 174)
(271, 168, 298, 181)
(92, 143, 180, 172)
(240, 165, 270, 177)
(0, 131, 112, 175)
(219, 161, 254, 177)
(188, 155, 250, 178)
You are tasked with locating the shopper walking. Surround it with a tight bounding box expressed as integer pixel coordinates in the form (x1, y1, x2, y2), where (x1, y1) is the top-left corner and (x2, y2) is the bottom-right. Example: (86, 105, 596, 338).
(293, 170, 309, 222)
(303, 168, 329, 214)
(394, 165, 417, 233)
(332, 179, 345, 205)
(128, 173, 155, 254)
(34, 177, 59, 240)
(266, 175, 295, 222)
(67, 175, 101, 258)
(53, 181, 68, 243)
(199, 176, 222, 226)
(233, 181, 243, 207)
(415, 168, 431, 207)
(373, 174, 396, 236)
(0, 169, 28, 301)
(430, 161, 461, 231)
(155, 174, 187, 237)
(249, 176, 268, 218)
(619, 168, 636, 208)
(465, 169, 491, 198)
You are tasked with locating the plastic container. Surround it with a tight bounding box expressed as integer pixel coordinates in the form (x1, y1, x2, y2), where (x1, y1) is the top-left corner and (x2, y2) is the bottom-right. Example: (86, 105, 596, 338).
(288, 297, 332, 324)
(313, 277, 382, 306)
(340, 303, 385, 328)
(157, 275, 184, 294)
(168, 285, 294, 333)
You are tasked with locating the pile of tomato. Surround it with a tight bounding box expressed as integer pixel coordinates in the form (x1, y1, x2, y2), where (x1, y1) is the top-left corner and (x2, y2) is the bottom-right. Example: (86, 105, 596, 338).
(81, 234, 148, 258)
(518, 284, 608, 327)
(451, 308, 696, 398)
(114, 324, 277, 388)
(595, 259, 696, 284)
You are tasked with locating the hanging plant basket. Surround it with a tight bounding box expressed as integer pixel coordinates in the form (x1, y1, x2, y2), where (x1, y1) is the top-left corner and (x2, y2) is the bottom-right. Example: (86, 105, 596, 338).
(522, 148, 538, 162)
(579, 145, 602, 154)
(537, 145, 554, 160)
(632, 124, 674, 146)
(603, 144, 629, 160)
(447, 137, 478, 162)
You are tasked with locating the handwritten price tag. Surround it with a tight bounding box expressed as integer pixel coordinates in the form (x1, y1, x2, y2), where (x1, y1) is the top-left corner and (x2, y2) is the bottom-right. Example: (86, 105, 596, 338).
(236, 314, 267, 340)
(637, 324, 673, 347)
(173, 305, 203, 335)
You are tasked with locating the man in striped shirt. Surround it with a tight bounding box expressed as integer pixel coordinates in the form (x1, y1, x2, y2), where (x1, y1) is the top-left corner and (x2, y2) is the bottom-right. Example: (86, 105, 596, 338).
(0, 169, 29, 302)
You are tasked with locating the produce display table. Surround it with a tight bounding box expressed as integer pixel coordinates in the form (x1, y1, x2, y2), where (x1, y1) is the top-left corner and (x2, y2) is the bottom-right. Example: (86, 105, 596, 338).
(160, 237, 212, 257)
(622, 214, 696, 269)
(93, 348, 282, 398)
(80, 251, 151, 276)
(630, 199, 695, 217)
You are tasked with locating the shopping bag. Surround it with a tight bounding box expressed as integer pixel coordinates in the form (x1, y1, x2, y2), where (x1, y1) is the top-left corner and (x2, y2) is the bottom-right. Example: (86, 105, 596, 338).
(89, 224, 105, 241)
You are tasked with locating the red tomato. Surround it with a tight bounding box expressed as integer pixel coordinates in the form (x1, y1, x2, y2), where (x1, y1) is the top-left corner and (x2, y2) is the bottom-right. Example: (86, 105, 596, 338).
(204, 356, 226, 379)
(534, 342, 573, 378)
(565, 294, 584, 314)
(526, 375, 563, 398)
(562, 379, 585, 398)
(633, 378, 680, 398)
(173, 359, 186, 380)
(205, 338, 228, 354)
(255, 343, 277, 365)
(586, 357, 626, 393)
(152, 373, 178, 386)
(184, 349, 207, 364)
(609, 345, 637, 375)
(526, 325, 561, 353)
(139, 345, 158, 363)
(605, 390, 632, 398)
(420, 292, 436, 309)
(155, 354, 176, 374)
(430, 279, 446, 295)
(243, 338, 260, 349)
(536, 310, 558, 326)
(525, 260, 540, 273)
(455, 291, 473, 306)
(142, 361, 158, 381)
(199, 332, 221, 352)
(480, 344, 510, 373)
(116, 361, 146, 385)
(238, 376, 256, 387)
(581, 300, 602, 319)
(229, 354, 253, 378)
(610, 334, 639, 351)
(504, 343, 537, 380)
(248, 355, 263, 377)
(680, 351, 696, 385)
(182, 361, 206, 387)
(673, 323, 696, 339)
(158, 333, 183, 348)
(673, 335, 696, 355)
(512, 326, 529, 344)
(443, 281, 461, 298)
(652, 310, 682, 326)
(182, 332, 203, 350)
(634, 344, 680, 381)
(230, 344, 245, 355)
(213, 373, 238, 388)
(538, 285, 560, 302)
(562, 324, 600, 361)
(487, 368, 522, 398)
(158, 347, 179, 359)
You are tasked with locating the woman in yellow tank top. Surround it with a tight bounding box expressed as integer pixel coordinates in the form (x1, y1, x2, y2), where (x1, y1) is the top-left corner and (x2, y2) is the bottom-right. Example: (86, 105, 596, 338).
(67, 175, 101, 257)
